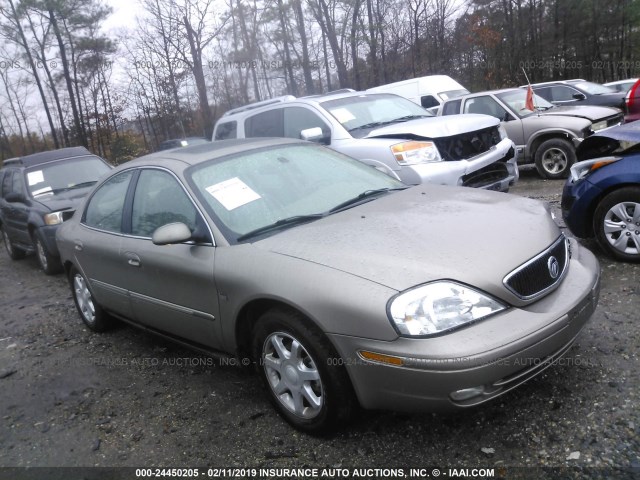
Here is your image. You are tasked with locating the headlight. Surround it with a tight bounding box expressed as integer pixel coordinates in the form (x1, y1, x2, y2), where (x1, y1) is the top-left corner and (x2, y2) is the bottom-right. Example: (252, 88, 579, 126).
(591, 120, 607, 131)
(498, 124, 508, 140)
(43, 211, 65, 225)
(391, 141, 442, 165)
(569, 157, 621, 182)
(388, 281, 506, 337)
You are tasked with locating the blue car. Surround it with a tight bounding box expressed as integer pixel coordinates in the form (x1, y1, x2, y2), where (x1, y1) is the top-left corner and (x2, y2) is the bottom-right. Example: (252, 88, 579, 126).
(562, 122, 640, 262)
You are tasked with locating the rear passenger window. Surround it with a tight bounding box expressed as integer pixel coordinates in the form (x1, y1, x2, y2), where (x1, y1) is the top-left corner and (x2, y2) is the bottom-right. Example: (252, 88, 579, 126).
(214, 121, 237, 140)
(84, 171, 133, 233)
(245, 109, 284, 137)
(441, 99, 461, 116)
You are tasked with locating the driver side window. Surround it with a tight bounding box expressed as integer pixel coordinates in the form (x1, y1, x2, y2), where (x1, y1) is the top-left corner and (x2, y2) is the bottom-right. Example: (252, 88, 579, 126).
(464, 96, 508, 120)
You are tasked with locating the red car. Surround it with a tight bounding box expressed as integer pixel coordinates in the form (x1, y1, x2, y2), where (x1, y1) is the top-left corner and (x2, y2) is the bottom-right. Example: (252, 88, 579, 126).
(625, 79, 640, 122)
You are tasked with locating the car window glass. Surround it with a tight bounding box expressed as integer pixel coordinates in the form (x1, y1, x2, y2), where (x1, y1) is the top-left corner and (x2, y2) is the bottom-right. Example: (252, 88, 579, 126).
(84, 170, 133, 233)
(214, 121, 237, 140)
(441, 99, 461, 116)
(1, 171, 12, 197)
(131, 169, 198, 237)
(12, 171, 25, 196)
(550, 86, 577, 102)
(464, 96, 507, 119)
(245, 109, 284, 137)
(283, 107, 330, 139)
(420, 95, 439, 109)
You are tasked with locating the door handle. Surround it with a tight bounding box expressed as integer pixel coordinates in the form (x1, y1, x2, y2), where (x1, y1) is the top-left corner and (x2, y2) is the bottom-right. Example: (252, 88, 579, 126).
(125, 252, 141, 268)
(74, 241, 84, 251)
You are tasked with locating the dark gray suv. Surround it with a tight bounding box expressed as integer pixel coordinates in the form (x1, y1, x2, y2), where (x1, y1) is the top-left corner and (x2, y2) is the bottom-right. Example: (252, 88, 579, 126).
(0, 147, 112, 274)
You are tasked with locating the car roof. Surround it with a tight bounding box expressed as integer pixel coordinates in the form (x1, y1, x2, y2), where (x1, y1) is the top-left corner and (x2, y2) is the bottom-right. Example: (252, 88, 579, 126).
(2, 146, 93, 168)
(445, 87, 524, 100)
(128, 137, 308, 168)
(527, 79, 588, 88)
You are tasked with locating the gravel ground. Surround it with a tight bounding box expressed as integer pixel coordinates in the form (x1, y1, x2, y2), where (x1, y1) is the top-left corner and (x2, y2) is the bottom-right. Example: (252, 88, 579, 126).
(0, 168, 638, 480)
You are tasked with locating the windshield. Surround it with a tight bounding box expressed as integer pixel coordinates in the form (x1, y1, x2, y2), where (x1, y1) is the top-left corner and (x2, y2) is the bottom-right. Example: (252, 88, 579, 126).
(26, 156, 111, 197)
(188, 144, 404, 242)
(496, 90, 555, 117)
(321, 94, 433, 138)
(570, 81, 615, 95)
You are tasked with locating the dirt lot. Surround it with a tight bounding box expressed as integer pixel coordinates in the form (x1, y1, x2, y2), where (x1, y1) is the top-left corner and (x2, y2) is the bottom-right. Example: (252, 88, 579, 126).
(0, 168, 638, 480)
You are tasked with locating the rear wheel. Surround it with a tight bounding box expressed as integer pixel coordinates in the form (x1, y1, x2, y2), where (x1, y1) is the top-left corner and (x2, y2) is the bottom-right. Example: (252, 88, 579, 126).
(593, 187, 640, 262)
(1, 226, 25, 260)
(69, 266, 113, 331)
(534, 138, 576, 179)
(252, 308, 355, 434)
(34, 234, 62, 274)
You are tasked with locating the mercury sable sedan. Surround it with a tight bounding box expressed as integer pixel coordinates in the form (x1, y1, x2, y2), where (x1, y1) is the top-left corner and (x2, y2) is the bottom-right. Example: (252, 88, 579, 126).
(57, 138, 601, 433)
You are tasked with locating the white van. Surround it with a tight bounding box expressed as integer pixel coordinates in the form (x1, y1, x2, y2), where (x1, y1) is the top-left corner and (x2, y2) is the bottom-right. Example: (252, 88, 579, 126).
(366, 75, 469, 113)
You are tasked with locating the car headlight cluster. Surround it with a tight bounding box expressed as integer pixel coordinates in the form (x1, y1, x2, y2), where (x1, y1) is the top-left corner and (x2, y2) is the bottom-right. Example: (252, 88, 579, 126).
(388, 281, 506, 337)
(569, 157, 621, 182)
(590, 120, 608, 132)
(391, 141, 442, 165)
(43, 211, 65, 226)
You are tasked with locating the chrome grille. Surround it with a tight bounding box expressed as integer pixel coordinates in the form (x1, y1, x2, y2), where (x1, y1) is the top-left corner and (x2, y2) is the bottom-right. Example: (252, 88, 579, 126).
(503, 235, 569, 300)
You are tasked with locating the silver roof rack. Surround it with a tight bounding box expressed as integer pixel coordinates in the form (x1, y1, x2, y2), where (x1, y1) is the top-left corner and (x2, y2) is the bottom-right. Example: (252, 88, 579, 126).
(223, 95, 296, 117)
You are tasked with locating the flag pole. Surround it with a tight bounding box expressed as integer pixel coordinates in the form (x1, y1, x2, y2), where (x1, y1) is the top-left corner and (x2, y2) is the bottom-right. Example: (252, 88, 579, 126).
(521, 67, 539, 115)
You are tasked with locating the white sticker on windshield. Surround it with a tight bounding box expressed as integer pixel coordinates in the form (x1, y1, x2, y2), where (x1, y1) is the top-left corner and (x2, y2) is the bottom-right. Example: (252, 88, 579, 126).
(27, 170, 44, 186)
(32, 186, 53, 196)
(329, 108, 355, 124)
(205, 177, 261, 211)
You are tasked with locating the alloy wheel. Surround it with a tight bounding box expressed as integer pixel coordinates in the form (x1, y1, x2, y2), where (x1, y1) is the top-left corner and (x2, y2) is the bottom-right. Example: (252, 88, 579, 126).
(74, 273, 96, 324)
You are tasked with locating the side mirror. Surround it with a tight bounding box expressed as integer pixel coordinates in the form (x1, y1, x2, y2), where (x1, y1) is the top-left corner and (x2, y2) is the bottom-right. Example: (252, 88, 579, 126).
(300, 127, 330, 145)
(573, 93, 586, 100)
(502, 112, 516, 122)
(152, 222, 192, 245)
(5, 192, 25, 203)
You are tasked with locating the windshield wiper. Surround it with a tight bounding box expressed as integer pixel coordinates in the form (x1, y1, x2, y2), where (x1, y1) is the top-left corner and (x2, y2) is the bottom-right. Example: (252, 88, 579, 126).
(349, 115, 429, 133)
(329, 187, 409, 213)
(236, 213, 326, 242)
(33, 181, 98, 197)
(394, 114, 430, 121)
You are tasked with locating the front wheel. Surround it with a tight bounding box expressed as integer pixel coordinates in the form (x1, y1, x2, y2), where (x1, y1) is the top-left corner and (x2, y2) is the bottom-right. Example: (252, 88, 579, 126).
(252, 308, 355, 434)
(1, 226, 25, 260)
(69, 266, 113, 331)
(593, 187, 640, 262)
(34, 234, 62, 274)
(534, 138, 576, 179)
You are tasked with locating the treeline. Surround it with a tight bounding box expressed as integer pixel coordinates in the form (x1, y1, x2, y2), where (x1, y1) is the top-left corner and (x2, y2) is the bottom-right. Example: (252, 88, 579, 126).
(1, 0, 639, 162)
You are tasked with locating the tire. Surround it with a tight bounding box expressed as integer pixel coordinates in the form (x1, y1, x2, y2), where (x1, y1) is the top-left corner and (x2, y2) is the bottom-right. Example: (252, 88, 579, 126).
(252, 308, 355, 434)
(593, 187, 640, 262)
(33, 233, 63, 275)
(1, 225, 26, 260)
(534, 138, 576, 179)
(69, 266, 113, 331)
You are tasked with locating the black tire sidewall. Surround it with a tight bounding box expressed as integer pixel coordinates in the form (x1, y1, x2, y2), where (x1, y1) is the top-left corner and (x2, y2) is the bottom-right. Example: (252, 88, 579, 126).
(252, 309, 353, 434)
(69, 266, 111, 331)
(2, 226, 25, 260)
(33, 233, 62, 274)
(593, 187, 640, 262)
(534, 138, 576, 179)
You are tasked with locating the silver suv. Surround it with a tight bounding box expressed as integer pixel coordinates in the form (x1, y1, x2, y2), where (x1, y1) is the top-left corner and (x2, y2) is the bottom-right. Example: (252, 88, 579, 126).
(213, 91, 518, 191)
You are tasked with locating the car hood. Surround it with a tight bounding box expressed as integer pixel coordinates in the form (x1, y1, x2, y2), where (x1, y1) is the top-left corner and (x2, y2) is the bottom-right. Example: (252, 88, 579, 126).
(539, 105, 621, 121)
(32, 186, 93, 212)
(365, 114, 498, 139)
(576, 122, 640, 160)
(255, 186, 560, 307)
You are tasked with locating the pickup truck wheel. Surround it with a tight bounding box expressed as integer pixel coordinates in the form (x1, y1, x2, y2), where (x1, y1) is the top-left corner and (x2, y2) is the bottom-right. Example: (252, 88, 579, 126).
(2, 226, 26, 260)
(593, 187, 640, 262)
(534, 138, 576, 179)
(34, 234, 63, 275)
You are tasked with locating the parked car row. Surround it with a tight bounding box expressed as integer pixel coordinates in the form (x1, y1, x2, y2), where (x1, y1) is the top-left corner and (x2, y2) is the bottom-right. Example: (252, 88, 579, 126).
(0, 78, 637, 435)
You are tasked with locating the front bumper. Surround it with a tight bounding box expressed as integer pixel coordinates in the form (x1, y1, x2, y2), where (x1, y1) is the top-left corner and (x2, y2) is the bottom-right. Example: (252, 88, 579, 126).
(399, 138, 518, 192)
(329, 239, 600, 412)
(561, 177, 602, 238)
